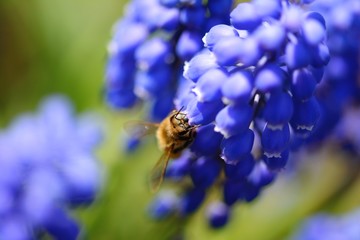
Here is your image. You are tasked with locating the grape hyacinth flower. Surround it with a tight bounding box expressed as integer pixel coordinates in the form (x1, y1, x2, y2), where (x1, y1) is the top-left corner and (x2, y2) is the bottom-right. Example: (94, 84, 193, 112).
(105, 0, 234, 124)
(290, 208, 360, 240)
(299, 0, 360, 146)
(144, 0, 329, 229)
(148, 190, 179, 220)
(0, 95, 103, 240)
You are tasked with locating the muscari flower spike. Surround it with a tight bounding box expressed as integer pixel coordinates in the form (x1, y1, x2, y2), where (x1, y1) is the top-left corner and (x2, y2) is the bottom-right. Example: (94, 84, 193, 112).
(0, 95, 103, 240)
(144, 0, 330, 228)
(295, 0, 360, 151)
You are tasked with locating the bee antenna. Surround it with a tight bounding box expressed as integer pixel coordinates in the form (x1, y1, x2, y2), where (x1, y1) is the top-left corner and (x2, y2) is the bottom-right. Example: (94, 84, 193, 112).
(190, 124, 201, 130)
(174, 106, 185, 119)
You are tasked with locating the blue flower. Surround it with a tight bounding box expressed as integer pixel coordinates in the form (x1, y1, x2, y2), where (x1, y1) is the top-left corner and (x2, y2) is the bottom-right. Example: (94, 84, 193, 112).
(0, 95, 103, 240)
(190, 156, 221, 189)
(105, 0, 232, 124)
(206, 202, 230, 228)
(167, 0, 328, 228)
(179, 187, 206, 215)
(109, 0, 338, 229)
(290, 208, 360, 240)
(148, 190, 179, 220)
(298, 0, 360, 148)
(176, 0, 328, 174)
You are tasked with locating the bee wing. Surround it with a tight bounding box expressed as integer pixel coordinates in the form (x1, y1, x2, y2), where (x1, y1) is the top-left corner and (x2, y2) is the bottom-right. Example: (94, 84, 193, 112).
(149, 145, 173, 192)
(123, 121, 159, 139)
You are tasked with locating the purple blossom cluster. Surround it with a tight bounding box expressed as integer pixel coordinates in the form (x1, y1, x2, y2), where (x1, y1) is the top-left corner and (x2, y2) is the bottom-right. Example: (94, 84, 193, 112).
(145, 0, 330, 228)
(0, 95, 103, 239)
(302, 0, 360, 150)
(102, 0, 360, 230)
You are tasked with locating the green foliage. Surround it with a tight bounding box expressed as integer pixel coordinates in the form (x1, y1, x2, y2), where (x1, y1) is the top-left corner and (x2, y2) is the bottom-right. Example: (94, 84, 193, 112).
(0, 0, 125, 122)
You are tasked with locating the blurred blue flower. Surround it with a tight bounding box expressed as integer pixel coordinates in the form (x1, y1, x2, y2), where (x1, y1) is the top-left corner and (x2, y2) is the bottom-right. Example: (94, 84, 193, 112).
(206, 202, 230, 229)
(301, 0, 360, 147)
(290, 208, 360, 240)
(148, 190, 179, 220)
(0, 95, 103, 240)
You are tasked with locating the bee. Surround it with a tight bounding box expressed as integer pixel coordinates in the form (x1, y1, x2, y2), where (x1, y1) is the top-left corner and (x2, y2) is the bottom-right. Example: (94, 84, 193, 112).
(124, 108, 198, 192)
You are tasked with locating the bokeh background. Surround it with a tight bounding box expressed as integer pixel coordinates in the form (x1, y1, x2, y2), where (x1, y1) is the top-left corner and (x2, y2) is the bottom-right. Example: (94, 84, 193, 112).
(2, 0, 360, 239)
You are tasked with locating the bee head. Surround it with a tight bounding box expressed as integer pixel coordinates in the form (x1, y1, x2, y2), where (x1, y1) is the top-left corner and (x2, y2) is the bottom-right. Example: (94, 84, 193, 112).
(172, 111, 187, 126)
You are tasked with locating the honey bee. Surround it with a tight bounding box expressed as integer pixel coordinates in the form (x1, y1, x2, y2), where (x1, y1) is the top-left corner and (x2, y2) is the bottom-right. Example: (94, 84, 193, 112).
(124, 108, 198, 192)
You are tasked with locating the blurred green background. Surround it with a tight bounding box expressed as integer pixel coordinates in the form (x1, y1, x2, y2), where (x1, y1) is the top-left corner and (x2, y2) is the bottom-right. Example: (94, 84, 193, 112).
(2, 1, 360, 239)
(0, 0, 126, 119)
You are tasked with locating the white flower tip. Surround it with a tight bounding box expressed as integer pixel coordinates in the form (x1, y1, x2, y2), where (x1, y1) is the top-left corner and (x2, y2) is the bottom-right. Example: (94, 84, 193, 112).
(214, 125, 230, 138)
(192, 88, 204, 102)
